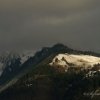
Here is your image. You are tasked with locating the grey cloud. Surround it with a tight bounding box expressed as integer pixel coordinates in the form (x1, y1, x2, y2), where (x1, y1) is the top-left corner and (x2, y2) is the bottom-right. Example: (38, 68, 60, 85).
(0, 0, 100, 52)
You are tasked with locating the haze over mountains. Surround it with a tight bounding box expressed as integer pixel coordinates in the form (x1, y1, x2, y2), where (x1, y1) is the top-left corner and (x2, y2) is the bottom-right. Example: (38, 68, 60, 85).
(0, 44, 100, 100)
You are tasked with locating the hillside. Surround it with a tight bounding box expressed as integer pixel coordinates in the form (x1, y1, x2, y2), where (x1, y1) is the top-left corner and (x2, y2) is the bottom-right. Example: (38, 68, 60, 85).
(0, 44, 100, 100)
(0, 56, 100, 100)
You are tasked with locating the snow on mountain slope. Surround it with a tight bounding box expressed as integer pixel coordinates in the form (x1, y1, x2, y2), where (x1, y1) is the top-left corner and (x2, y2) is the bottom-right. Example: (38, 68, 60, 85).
(0, 50, 35, 77)
(19, 50, 35, 64)
(50, 53, 100, 70)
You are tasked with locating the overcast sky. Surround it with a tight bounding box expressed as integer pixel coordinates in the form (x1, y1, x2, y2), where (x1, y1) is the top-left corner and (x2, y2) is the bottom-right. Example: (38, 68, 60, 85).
(0, 0, 100, 52)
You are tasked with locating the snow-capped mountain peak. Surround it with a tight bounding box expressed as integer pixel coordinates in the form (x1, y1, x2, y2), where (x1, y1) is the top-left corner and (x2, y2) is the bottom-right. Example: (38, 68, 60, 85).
(0, 50, 35, 77)
(50, 53, 100, 71)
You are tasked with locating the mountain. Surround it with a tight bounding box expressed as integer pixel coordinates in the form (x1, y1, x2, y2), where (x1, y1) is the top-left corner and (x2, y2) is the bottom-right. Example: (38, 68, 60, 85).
(0, 44, 71, 85)
(0, 50, 35, 85)
(0, 43, 100, 100)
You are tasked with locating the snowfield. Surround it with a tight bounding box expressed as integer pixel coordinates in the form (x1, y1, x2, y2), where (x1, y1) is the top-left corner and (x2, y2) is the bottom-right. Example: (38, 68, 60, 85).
(50, 53, 100, 68)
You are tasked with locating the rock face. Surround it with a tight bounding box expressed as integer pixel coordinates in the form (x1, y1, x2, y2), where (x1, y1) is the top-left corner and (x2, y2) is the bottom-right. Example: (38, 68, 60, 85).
(50, 53, 100, 71)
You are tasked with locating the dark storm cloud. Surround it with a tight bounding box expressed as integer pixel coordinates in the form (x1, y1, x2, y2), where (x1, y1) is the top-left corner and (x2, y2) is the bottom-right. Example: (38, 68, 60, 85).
(0, 0, 100, 52)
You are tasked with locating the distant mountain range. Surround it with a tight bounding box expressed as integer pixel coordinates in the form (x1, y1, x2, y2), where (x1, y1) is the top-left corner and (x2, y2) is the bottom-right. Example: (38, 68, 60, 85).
(0, 43, 100, 100)
(0, 50, 35, 84)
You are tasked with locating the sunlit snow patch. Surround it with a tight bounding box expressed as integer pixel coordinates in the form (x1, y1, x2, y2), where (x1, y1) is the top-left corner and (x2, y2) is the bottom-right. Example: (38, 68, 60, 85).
(50, 53, 100, 70)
